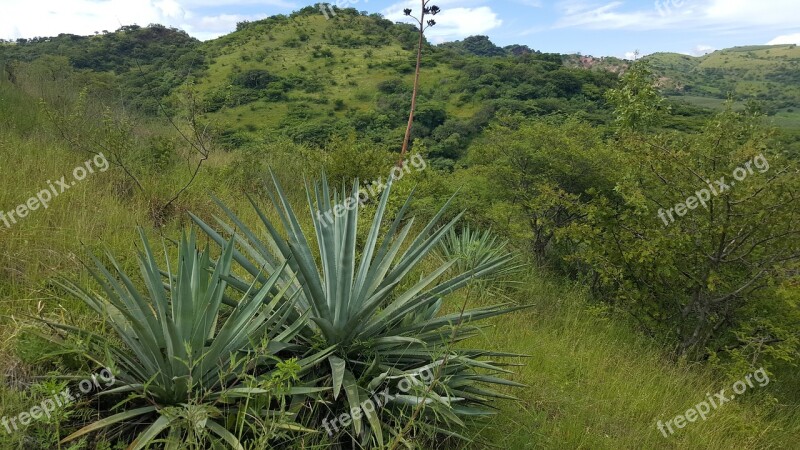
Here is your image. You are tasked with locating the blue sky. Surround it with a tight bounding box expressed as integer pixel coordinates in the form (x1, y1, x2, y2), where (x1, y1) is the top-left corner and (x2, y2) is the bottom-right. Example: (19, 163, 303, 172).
(2, 0, 800, 58)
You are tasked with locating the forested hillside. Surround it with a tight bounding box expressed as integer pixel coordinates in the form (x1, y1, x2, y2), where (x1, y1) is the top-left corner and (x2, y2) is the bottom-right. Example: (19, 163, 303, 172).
(646, 45, 800, 133)
(2, 7, 619, 168)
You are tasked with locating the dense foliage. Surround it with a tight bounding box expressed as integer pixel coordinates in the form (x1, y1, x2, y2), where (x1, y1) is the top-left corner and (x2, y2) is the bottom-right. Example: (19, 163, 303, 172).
(0, 25, 207, 114)
(459, 64, 800, 375)
(49, 230, 328, 449)
(2, 12, 620, 167)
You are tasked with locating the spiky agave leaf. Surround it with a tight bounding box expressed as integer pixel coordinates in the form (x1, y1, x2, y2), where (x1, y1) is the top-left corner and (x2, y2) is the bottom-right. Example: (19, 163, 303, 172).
(440, 226, 509, 273)
(192, 173, 526, 445)
(439, 225, 524, 294)
(47, 228, 328, 449)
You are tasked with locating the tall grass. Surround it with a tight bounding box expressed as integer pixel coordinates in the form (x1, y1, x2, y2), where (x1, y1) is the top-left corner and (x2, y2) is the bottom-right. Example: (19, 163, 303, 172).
(464, 272, 800, 449)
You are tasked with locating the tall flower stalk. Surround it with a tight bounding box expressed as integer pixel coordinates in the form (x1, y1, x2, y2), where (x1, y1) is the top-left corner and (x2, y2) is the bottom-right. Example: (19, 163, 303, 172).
(399, 1, 440, 165)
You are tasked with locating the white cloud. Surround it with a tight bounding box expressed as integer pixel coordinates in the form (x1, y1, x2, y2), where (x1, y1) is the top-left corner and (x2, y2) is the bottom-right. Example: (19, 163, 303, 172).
(554, 1, 687, 30)
(695, 44, 714, 55)
(681, 44, 715, 56)
(155, 0, 187, 18)
(1, 0, 167, 38)
(382, 1, 502, 43)
(181, 0, 294, 6)
(767, 33, 800, 45)
(0, 0, 288, 41)
(184, 13, 268, 40)
(512, 0, 543, 7)
(554, 0, 800, 33)
(678, 44, 717, 56)
(702, 0, 800, 27)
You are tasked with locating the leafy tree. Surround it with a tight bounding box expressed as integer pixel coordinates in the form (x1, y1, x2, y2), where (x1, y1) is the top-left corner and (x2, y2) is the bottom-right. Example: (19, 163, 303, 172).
(231, 69, 277, 90)
(606, 62, 668, 131)
(442, 35, 506, 57)
(463, 116, 617, 259)
(569, 74, 800, 363)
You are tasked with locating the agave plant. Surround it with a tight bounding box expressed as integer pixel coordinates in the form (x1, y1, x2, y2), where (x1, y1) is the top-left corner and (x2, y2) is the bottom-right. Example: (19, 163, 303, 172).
(192, 173, 525, 446)
(40, 229, 331, 449)
(440, 226, 512, 275)
(439, 225, 521, 295)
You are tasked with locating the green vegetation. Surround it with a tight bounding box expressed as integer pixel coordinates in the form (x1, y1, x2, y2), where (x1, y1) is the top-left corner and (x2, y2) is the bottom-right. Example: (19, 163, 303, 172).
(53, 230, 323, 449)
(646, 45, 800, 119)
(0, 24, 206, 114)
(1, 8, 618, 168)
(191, 175, 521, 447)
(0, 7, 798, 450)
(646, 45, 800, 153)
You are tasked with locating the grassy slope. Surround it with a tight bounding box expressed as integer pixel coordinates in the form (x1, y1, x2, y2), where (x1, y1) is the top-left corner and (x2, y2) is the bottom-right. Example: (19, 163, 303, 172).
(113, 20, 799, 138)
(468, 276, 800, 449)
(647, 45, 800, 127)
(193, 12, 469, 140)
(1, 81, 798, 448)
(0, 80, 326, 448)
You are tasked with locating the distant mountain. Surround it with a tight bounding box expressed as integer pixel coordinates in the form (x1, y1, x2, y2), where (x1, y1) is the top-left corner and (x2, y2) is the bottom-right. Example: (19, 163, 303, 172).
(0, 24, 206, 113)
(0, 7, 619, 165)
(7, 6, 797, 160)
(190, 7, 618, 160)
(645, 45, 800, 128)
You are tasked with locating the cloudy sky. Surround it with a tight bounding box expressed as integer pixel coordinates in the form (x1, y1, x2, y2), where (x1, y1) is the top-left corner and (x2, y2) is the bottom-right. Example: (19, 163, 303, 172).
(1, 0, 799, 57)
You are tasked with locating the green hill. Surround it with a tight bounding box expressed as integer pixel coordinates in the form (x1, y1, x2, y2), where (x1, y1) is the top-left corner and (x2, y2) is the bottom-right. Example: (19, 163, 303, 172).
(192, 8, 620, 163)
(645, 45, 800, 128)
(1, 7, 619, 166)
